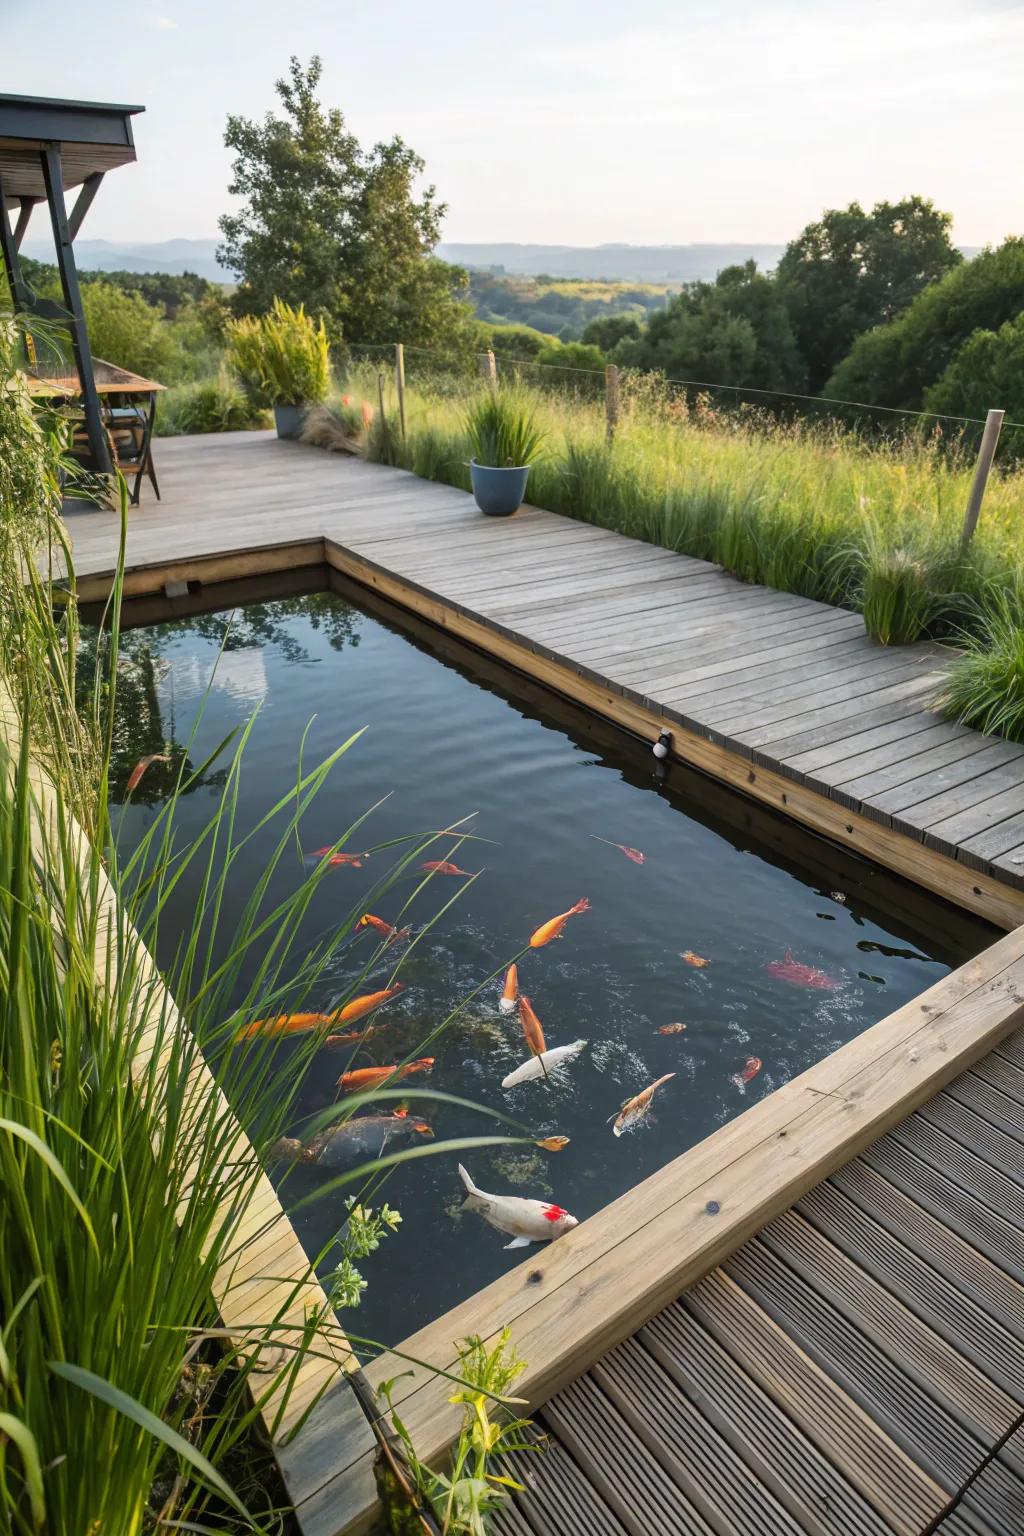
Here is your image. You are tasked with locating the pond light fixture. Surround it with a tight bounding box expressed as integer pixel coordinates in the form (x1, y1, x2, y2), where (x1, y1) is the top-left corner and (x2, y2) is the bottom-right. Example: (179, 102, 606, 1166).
(652, 729, 672, 761)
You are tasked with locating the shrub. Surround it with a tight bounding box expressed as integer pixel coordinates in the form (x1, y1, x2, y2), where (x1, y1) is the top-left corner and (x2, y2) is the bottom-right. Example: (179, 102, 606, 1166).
(157, 369, 266, 436)
(226, 297, 330, 406)
(924, 313, 1024, 432)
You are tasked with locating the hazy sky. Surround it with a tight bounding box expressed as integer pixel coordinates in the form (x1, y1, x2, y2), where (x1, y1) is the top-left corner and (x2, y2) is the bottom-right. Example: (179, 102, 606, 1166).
(5, 0, 1023, 249)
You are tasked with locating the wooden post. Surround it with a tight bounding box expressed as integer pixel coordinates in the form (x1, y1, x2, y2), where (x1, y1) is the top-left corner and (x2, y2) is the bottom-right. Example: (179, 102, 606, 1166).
(377, 372, 387, 431)
(394, 342, 407, 441)
(480, 349, 497, 392)
(605, 363, 620, 443)
(961, 408, 1005, 550)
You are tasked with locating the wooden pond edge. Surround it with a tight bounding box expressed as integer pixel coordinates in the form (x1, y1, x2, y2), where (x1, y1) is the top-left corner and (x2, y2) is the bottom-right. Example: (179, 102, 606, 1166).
(0, 683, 373, 1483)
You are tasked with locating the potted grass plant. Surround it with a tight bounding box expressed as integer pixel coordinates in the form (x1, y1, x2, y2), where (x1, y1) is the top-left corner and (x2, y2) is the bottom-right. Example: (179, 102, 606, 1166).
(227, 298, 330, 439)
(465, 388, 545, 516)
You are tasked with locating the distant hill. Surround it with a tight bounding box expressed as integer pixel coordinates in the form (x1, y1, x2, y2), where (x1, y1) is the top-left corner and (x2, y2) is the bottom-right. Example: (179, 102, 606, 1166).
(20, 238, 228, 282)
(437, 243, 788, 282)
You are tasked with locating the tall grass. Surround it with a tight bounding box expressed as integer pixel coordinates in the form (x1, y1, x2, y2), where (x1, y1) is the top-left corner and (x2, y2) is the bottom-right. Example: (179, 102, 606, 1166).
(939, 593, 1024, 742)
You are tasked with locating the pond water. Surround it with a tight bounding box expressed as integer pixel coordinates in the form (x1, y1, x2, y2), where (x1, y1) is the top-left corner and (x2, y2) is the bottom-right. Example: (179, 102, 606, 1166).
(99, 573, 994, 1347)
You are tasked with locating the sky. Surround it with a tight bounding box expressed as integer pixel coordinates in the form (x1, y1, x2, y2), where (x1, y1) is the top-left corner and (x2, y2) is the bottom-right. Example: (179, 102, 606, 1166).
(4, 0, 1023, 250)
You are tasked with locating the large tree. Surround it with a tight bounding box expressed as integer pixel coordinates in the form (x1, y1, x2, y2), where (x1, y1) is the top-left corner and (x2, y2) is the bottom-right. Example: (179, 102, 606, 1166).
(826, 238, 1024, 410)
(614, 261, 806, 392)
(218, 56, 470, 347)
(775, 197, 961, 392)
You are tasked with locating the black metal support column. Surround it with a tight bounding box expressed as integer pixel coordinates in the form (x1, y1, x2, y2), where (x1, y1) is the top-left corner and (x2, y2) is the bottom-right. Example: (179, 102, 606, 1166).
(13, 196, 39, 250)
(0, 178, 29, 309)
(40, 143, 111, 475)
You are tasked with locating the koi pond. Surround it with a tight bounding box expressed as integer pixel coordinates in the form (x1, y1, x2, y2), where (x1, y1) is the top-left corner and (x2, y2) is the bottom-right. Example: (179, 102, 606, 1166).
(100, 571, 995, 1345)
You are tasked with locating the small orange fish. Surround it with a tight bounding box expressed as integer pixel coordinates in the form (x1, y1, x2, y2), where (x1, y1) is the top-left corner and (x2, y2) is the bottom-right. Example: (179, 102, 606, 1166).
(535, 1135, 570, 1152)
(518, 996, 547, 1057)
(335, 985, 404, 1025)
(323, 1024, 387, 1047)
(421, 860, 471, 876)
(354, 913, 411, 944)
(730, 1056, 763, 1093)
(235, 1011, 334, 1041)
(610, 1073, 676, 1136)
(657, 1022, 688, 1035)
(530, 898, 591, 949)
(680, 951, 710, 969)
(499, 963, 519, 1015)
(310, 847, 368, 867)
(337, 1057, 434, 1092)
(591, 836, 645, 865)
(126, 754, 170, 793)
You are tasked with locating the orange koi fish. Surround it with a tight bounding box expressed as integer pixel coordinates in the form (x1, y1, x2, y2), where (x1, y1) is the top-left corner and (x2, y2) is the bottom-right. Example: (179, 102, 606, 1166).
(529, 898, 591, 949)
(310, 847, 368, 867)
(126, 754, 170, 793)
(518, 996, 547, 1057)
(610, 1073, 676, 1137)
(421, 860, 471, 876)
(657, 1022, 688, 1035)
(499, 964, 519, 1015)
(335, 985, 404, 1025)
(235, 1011, 334, 1041)
(765, 951, 840, 991)
(535, 1135, 570, 1152)
(591, 836, 645, 865)
(323, 1024, 388, 1047)
(680, 950, 710, 969)
(337, 1057, 434, 1093)
(730, 1056, 763, 1093)
(354, 913, 411, 944)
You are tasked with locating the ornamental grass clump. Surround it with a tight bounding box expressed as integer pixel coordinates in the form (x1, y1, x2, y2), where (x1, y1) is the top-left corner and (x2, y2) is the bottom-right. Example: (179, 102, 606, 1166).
(938, 594, 1024, 742)
(227, 298, 330, 407)
(464, 389, 545, 469)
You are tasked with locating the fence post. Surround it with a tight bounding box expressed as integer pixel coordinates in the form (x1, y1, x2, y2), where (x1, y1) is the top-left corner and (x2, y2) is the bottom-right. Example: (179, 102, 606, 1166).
(376, 372, 387, 432)
(961, 408, 1005, 550)
(605, 363, 620, 443)
(479, 349, 497, 392)
(394, 342, 407, 441)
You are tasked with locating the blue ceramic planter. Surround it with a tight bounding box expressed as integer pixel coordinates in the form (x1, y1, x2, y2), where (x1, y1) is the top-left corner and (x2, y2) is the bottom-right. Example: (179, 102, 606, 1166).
(273, 404, 306, 440)
(469, 460, 530, 516)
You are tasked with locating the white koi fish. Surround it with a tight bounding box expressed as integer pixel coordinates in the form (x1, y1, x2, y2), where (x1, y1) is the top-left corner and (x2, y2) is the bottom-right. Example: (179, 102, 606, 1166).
(458, 1164, 578, 1248)
(501, 1039, 588, 1088)
(609, 1073, 675, 1137)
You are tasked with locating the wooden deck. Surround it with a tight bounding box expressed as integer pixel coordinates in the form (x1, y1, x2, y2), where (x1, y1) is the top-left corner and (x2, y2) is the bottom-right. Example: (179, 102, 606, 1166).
(62, 430, 1024, 1534)
(490, 1017, 1024, 1536)
(66, 430, 1024, 929)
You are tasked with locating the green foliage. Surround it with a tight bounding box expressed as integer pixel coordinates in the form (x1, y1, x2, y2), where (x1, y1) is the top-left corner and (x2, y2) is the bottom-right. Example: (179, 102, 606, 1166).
(465, 389, 545, 468)
(158, 369, 267, 436)
(581, 312, 642, 351)
(776, 197, 961, 391)
(854, 526, 948, 645)
(380, 1329, 535, 1536)
(227, 297, 330, 406)
(485, 323, 555, 360)
(39, 279, 182, 381)
(219, 55, 470, 348)
(826, 238, 1024, 410)
(939, 594, 1024, 741)
(924, 312, 1024, 428)
(324, 1197, 402, 1310)
(467, 270, 667, 341)
(534, 340, 605, 372)
(616, 261, 805, 391)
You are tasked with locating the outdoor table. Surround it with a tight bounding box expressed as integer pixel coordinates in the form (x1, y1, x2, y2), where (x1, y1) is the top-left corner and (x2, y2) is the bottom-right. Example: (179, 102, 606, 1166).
(25, 357, 165, 504)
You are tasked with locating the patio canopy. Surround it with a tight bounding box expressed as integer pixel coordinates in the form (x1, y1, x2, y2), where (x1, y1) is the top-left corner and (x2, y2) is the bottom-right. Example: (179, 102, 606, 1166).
(0, 92, 145, 475)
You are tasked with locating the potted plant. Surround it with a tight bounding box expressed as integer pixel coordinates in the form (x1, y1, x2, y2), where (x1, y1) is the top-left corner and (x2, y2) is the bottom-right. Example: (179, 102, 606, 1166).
(227, 299, 330, 439)
(465, 389, 545, 516)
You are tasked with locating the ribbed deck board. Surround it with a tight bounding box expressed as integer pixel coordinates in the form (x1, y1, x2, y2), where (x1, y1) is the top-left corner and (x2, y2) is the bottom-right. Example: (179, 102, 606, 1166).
(499, 1022, 1024, 1536)
(63, 431, 1024, 916)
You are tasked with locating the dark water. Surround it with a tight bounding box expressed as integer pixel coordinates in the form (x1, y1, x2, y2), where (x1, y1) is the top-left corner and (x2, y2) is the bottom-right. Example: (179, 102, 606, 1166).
(100, 574, 994, 1346)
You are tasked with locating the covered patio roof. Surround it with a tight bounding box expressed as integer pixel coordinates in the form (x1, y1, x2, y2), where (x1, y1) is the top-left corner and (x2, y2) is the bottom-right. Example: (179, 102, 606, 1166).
(0, 93, 143, 200)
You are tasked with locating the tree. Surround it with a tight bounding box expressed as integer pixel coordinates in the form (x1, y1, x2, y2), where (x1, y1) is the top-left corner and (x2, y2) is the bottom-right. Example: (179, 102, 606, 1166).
(614, 261, 805, 391)
(581, 313, 642, 351)
(218, 56, 470, 347)
(826, 238, 1024, 409)
(534, 340, 606, 372)
(775, 197, 961, 391)
(923, 312, 1024, 428)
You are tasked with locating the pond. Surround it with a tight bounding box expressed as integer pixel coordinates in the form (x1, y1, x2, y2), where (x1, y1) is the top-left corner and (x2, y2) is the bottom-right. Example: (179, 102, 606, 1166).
(97, 570, 995, 1347)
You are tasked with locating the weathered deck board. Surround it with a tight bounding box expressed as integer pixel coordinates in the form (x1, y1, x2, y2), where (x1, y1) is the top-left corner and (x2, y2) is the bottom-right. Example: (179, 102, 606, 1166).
(63, 432, 1024, 923)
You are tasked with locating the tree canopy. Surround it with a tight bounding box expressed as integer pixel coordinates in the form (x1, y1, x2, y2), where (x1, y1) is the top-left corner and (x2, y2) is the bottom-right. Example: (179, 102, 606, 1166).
(923, 312, 1024, 427)
(775, 197, 961, 391)
(614, 261, 805, 392)
(218, 56, 470, 348)
(826, 238, 1024, 410)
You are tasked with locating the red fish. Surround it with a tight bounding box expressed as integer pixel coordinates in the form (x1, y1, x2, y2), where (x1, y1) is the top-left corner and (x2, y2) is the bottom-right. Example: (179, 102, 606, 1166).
(310, 847, 368, 867)
(518, 996, 547, 1057)
(765, 950, 840, 991)
(335, 985, 404, 1025)
(730, 1056, 763, 1093)
(529, 899, 591, 949)
(337, 1058, 434, 1092)
(657, 1023, 688, 1035)
(354, 913, 410, 944)
(421, 860, 471, 876)
(126, 753, 170, 793)
(499, 964, 518, 1015)
(680, 950, 710, 969)
(591, 836, 645, 865)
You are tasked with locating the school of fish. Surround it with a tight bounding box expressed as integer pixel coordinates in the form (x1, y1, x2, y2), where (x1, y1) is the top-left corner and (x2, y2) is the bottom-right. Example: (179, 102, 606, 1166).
(236, 832, 845, 1257)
